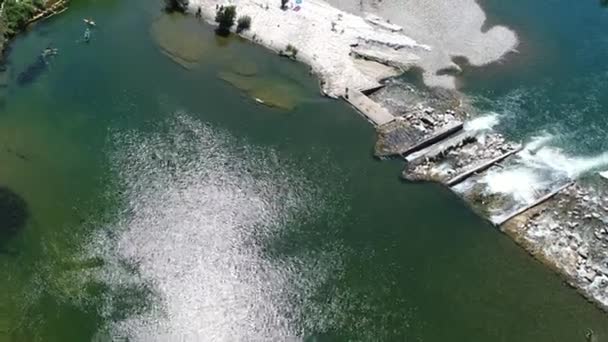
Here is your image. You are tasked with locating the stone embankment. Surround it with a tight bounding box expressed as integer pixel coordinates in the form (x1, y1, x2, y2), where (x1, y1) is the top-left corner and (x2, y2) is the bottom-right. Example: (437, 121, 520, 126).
(503, 183, 608, 312)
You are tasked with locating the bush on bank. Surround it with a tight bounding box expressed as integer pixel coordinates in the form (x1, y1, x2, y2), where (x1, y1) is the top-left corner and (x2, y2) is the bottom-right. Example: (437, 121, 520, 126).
(0, 0, 46, 51)
(236, 15, 251, 33)
(215, 5, 236, 36)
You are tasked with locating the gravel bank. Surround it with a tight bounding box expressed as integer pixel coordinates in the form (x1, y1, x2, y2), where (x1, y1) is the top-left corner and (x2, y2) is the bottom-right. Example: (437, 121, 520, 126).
(187, 0, 517, 95)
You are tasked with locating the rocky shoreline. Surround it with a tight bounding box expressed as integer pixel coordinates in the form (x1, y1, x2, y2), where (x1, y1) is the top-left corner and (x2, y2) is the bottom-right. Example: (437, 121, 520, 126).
(503, 182, 608, 312)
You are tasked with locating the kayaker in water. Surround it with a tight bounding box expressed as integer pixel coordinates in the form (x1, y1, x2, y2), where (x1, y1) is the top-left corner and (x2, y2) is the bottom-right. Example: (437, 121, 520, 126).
(42, 47, 58, 58)
(83, 18, 96, 26)
(41, 44, 59, 63)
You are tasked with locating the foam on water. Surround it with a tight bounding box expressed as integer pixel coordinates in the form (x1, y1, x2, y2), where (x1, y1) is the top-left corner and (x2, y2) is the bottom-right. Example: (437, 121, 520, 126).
(478, 134, 608, 205)
(480, 167, 548, 204)
(465, 79, 608, 208)
(463, 112, 500, 145)
(463, 112, 500, 132)
(472, 73, 608, 154)
(84, 113, 348, 340)
(520, 144, 608, 180)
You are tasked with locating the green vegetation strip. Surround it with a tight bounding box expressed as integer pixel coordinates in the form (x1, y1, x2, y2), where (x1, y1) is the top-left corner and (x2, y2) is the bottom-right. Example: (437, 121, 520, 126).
(0, 0, 63, 52)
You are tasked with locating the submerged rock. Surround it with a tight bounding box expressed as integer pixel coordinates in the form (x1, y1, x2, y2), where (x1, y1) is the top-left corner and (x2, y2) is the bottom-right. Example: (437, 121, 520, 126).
(0, 65, 10, 88)
(151, 14, 210, 69)
(230, 60, 258, 77)
(0, 186, 28, 241)
(17, 56, 48, 86)
(217, 71, 301, 111)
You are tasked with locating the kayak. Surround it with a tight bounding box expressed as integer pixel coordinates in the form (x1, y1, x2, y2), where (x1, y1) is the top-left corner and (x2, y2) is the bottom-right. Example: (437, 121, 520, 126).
(83, 18, 96, 26)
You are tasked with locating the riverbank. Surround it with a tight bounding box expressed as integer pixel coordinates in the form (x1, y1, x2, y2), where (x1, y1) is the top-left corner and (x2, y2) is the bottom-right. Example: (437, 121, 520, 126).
(0, 0, 68, 54)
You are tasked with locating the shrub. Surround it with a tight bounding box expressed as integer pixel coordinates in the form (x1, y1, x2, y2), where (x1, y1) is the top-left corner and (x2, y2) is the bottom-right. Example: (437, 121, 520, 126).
(2, 0, 45, 35)
(215, 5, 237, 36)
(236, 15, 251, 33)
(164, 0, 188, 12)
(285, 44, 298, 58)
(0, 17, 8, 52)
(0, 0, 47, 53)
(281, 0, 288, 10)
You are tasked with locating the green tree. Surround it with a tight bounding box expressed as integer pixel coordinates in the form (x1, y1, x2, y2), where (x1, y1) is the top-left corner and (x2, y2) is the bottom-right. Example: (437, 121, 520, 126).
(285, 44, 298, 58)
(0, 17, 8, 55)
(164, 0, 189, 12)
(215, 5, 237, 36)
(2, 0, 45, 35)
(236, 15, 251, 33)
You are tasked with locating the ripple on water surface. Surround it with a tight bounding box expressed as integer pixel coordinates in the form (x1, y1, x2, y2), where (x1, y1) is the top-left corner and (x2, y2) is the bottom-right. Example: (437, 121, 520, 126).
(84, 113, 352, 340)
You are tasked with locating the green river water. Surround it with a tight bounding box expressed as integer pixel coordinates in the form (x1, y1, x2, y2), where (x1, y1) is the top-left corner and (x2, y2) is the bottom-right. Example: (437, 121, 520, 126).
(1, 0, 608, 340)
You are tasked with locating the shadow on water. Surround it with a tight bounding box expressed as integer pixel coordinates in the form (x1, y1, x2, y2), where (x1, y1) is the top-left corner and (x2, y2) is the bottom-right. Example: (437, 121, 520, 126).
(0, 186, 28, 246)
(16, 45, 60, 86)
(16, 55, 48, 86)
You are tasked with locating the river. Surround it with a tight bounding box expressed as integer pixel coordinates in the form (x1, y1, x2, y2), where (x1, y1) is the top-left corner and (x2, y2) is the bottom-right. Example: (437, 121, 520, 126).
(0, 0, 607, 340)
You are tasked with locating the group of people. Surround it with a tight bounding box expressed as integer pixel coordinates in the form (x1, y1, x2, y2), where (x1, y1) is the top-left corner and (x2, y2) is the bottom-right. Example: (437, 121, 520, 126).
(39, 18, 96, 60)
(83, 18, 96, 42)
(41, 46, 59, 60)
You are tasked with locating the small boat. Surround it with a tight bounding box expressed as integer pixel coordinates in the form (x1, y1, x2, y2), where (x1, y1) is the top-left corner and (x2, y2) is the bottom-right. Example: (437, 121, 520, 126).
(83, 28, 91, 42)
(254, 97, 265, 104)
(83, 18, 96, 26)
(599, 171, 608, 180)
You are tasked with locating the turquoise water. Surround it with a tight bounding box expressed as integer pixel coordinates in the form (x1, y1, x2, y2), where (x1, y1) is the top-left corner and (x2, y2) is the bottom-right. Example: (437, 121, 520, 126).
(1, 0, 608, 340)
(463, 0, 608, 156)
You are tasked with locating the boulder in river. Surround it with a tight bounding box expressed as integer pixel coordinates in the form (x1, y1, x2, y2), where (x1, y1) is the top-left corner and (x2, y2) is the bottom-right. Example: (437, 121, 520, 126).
(17, 56, 47, 86)
(0, 186, 28, 241)
(217, 71, 301, 111)
(151, 13, 211, 69)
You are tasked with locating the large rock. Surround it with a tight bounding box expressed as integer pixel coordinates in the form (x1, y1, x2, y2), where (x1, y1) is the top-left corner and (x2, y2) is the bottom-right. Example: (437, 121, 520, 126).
(0, 187, 28, 241)
(165, 0, 189, 12)
(151, 13, 208, 69)
(217, 71, 302, 111)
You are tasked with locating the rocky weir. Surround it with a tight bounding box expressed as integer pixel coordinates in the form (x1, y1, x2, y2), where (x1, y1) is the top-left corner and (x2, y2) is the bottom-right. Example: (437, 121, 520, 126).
(354, 79, 608, 313)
